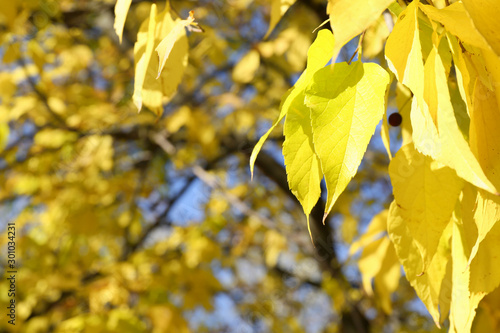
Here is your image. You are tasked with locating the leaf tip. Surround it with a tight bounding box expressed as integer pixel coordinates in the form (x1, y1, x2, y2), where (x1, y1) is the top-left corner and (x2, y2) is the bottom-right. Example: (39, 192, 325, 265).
(322, 212, 328, 225)
(307, 216, 316, 247)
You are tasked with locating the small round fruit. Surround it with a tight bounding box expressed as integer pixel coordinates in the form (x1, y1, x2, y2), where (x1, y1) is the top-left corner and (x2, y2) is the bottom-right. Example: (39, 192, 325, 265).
(388, 113, 403, 127)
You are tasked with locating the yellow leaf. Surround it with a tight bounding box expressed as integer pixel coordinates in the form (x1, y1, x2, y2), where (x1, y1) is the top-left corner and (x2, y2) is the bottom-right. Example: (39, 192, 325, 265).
(0, 122, 8, 153)
(432, 47, 498, 194)
(454, 184, 500, 332)
(389, 143, 463, 269)
(448, 34, 474, 113)
(232, 49, 260, 83)
(468, 190, 500, 266)
(381, 75, 392, 160)
(423, 45, 441, 127)
(449, 204, 483, 333)
(388, 200, 453, 326)
(113, 0, 132, 44)
(373, 240, 400, 314)
(363, 14, 391, 59)
(133, 3, 157, 111)
(358, 237, 391, 295)
(0, 1, 18, 29)
(166, 106, 190, 133)
(327, 0, 394, 60)
(155, 11, 194, 79)
(263, 230, 287, 267)
(396, 82, 413, 146)
(283, 91, 322, 217)
(265, 0, 297, 39)
(385, 2, 441, 159)
(385, 1, 423, 92)
(305, 61, 389, 219)
(419, 2, 491, 52)
(34, 128, 77, 149)
(470, 78, 500, 189)
(2, 41, 20, 63)
(349, 209, 388, 256)
(250, 29, 335, 177)
(133, 7, 189, 114)
(482, 49, 500, 111)
(462, 0, 500, 56)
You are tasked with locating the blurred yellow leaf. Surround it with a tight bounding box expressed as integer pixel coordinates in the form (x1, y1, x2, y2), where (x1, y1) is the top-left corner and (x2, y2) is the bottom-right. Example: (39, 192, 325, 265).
(0, 122, 8, 153)
(265, 0, 297, 39)
(350, 209, 388, 256)
(232, 49, 260, 83)
(133, 3, 157, 111)
(155, 11, 195, 79)
(114, 0, 132, 44)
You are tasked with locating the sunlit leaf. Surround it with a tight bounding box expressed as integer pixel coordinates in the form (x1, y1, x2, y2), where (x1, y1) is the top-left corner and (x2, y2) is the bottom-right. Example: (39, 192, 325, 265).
(462, 0, 500, 56)
(155, 11, 195, 79)
(133, 3, 157, 111)
(420, 2, 491, 51)
(113, 0, 132, 44)
(327, 0, 394, 59)
(389, 143, 463, 269)
(283, 91, 322, 218)
(250, 29, 335, 177)
(388, 200, 453, 326)
(305, 61, 389, 219)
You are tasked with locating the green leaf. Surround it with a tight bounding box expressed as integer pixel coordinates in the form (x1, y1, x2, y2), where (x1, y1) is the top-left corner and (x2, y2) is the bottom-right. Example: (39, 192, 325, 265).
(305, 61, 389, 219)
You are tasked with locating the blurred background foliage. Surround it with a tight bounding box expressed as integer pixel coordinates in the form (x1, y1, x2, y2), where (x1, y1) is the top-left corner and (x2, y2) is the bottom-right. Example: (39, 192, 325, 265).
(0, 0, 441, 332)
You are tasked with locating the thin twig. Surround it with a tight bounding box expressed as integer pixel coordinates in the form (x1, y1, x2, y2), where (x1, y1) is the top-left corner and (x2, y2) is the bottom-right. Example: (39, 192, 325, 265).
(121, 175, 197, 259)
(347, 31, 366, 65)
(149, 131, 176, 155)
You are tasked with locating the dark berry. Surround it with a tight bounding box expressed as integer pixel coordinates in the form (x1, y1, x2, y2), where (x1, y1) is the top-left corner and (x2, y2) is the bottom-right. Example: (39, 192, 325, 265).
(388, 113, 403, 127)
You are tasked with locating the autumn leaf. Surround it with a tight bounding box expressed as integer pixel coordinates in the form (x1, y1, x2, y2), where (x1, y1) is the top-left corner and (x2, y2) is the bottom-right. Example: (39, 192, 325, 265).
(250, 29, 335, 177)
(265, 0, 297, 39)
(155, 11, 196, 79)
(327, 0, 394, 59)
(305, 61, 389, 220)
(462, 0, 500, 56)
(114, 0, 132, 44)
(132, 3, 157, 111)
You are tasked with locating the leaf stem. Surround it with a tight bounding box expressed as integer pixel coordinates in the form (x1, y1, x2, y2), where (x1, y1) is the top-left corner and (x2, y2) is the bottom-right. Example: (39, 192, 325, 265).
(347, 31, 365, 65)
